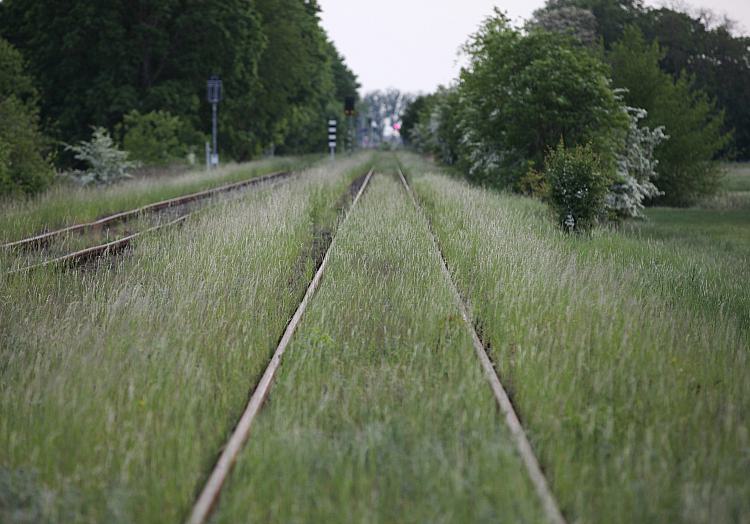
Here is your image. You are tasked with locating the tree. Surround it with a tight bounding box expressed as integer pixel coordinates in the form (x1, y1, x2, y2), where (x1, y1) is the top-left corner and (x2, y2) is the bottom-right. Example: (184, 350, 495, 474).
(0, 37, 53, 196)
(533, 0, 643, 48)
(609, 26, 730, 205)
(528, 4, 599, 48)
(0, 0, 358, 164)
(637, 8, 750, 159)
(457, 11, 627, 187)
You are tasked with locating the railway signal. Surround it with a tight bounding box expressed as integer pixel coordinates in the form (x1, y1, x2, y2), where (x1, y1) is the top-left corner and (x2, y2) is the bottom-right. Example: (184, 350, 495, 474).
(328, 119, 337, 160)
(207, 75, 223, 169)
(344, 96, 356, 153)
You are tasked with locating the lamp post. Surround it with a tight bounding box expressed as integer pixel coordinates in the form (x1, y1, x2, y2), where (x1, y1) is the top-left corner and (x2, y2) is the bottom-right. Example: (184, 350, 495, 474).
(207, 75, 222, 169)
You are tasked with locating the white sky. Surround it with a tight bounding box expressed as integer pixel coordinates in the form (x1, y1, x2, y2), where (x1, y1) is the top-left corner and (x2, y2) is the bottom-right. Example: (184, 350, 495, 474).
(318, 0, 750, 94)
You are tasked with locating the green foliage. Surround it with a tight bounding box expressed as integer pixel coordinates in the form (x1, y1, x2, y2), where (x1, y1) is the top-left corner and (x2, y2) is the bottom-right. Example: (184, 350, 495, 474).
(0, 38, 53, 196)
(535, 0, 750, 159)
(64, 127, 138, 186)
(610, 26, 731, 205)
(545, 142, 611, 231)
(0, 0, 357, 165)
(118, 110, 202, 166)
(457, 12, 627, 187)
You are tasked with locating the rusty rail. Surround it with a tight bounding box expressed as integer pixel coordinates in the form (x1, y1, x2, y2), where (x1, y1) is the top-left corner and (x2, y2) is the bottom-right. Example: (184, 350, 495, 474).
(2, 170, 294, 251)
(186, 169, 374, 524)
(396, 166, 566, 524)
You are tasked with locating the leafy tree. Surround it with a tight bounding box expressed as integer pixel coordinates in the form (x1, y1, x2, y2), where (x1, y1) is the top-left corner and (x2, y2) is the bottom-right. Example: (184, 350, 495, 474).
(457, 11, 627, 187)
(637, 8, 750, 159)
(401, 95, 432, 146)
(609, 26, 730, 205)
(528, 4, 599, 48)
(0, 1, 262, 156)
(0, 37, 53, 196)
(0, 0, 358, 164)
(533, 0, 642, 48)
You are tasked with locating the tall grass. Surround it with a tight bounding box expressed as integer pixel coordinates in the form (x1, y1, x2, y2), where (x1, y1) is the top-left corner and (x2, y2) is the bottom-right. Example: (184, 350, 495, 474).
(401, 152, 750, 523)
(0, 156, 369, 523)
(214, 174, 545, 523)
(0, 156, 316, 243)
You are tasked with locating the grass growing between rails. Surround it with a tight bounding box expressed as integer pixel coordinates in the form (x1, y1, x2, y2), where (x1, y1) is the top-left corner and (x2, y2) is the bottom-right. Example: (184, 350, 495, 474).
(0, 155, 371, 523)
(400, 153, 750, 523)
(214, 174, 546, 523)
(0, 155, 316, 243)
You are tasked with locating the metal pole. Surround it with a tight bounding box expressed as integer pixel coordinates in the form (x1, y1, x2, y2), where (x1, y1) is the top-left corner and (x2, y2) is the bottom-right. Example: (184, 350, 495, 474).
(211, 102, 218, 167)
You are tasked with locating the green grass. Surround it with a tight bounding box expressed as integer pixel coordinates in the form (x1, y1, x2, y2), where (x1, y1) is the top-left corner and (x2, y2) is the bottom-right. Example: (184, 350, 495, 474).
(0, 156, 316, 243)
(0, 156, 370, 523)
(719, 162, 750, 192)
(400, 152, 750, 523)
(214, 173, 545, 523)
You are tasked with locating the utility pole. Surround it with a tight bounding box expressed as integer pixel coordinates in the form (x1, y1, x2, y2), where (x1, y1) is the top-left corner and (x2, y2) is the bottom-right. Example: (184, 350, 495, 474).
(207, 75, 222, 169)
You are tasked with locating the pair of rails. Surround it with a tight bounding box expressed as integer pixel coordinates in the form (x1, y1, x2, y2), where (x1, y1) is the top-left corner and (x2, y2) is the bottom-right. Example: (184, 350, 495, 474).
(3, 170, 295, 274)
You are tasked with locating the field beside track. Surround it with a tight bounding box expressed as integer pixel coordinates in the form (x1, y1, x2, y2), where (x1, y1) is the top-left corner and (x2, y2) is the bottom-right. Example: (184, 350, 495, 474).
(1, 152, 748, 523)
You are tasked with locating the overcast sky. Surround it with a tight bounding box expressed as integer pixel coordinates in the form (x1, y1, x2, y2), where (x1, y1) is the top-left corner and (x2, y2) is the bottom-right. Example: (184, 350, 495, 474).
(318, 0, 750, 94)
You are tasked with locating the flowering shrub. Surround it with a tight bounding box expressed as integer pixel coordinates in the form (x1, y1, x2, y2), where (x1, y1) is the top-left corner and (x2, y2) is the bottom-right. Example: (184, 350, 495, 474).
(607, 107, 667, 218)
(64, 127, 139, 186)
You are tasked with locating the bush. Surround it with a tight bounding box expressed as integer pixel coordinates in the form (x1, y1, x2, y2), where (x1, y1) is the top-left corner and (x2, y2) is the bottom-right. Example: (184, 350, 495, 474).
(0, 96, 54, 196)
(0, 37, 54, 196)
(545, 142, 611, 232)
(118, 110, 203, 166)
(64, 127, 139, 186)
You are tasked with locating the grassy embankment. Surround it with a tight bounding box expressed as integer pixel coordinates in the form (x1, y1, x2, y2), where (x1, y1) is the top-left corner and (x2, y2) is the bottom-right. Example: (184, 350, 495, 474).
(400, 152, 749, 523)
(0, 155, 370, 523)
(0, 155, 316, 243)
(214, 170, 545, 523)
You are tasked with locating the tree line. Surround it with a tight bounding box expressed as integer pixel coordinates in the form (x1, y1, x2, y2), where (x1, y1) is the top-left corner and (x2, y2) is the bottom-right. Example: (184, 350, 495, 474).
(402, 0, 748, 216)
(0, 0, 359, 196)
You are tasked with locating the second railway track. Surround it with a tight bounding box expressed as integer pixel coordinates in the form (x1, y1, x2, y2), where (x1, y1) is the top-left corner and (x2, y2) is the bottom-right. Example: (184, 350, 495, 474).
(3, 170, 297, 274)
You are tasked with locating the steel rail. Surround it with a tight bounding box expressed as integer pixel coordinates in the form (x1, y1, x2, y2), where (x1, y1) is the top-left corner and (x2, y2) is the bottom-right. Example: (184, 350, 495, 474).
(7, 215, 190, 275)
(2, 170, 294, 251)
(186, 169, 375, 524)
(396, 167, 566, 524)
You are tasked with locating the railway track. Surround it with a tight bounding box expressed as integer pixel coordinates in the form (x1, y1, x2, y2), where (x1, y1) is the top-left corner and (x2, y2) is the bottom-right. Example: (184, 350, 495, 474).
(187, 168, 564, 524)
(396, 166, 566, 524)
(187, 168, 374, 524)
(3, 170, 296, 274)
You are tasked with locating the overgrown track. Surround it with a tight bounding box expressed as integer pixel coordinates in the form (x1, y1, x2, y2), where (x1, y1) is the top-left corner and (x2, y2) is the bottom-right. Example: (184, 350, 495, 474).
(2, 170, 294, 251)
(186, 169, 374, 524)
(396, 167, 566, 524)
(4, 170, 296, 274)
